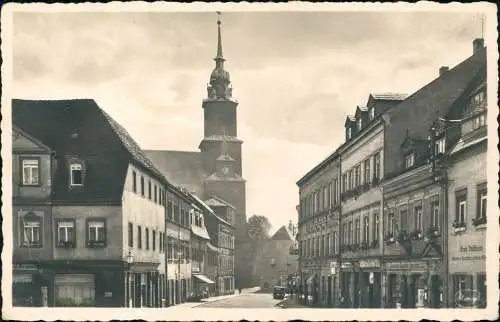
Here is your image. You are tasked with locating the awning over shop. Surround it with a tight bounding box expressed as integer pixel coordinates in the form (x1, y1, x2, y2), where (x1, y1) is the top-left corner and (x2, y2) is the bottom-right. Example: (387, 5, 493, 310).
(306, 273, 317, 284)
(207, 242, 220, 252)
(193, 274, 215, 284)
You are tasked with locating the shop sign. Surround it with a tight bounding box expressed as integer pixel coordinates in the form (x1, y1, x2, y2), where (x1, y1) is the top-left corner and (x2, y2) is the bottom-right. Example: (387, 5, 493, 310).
(386, 261, 426, 271)
(359, 259, 380, 268)
(451, 244, 485, 262)
(14, 264, 37, 271)
(104, 292, 113, 298)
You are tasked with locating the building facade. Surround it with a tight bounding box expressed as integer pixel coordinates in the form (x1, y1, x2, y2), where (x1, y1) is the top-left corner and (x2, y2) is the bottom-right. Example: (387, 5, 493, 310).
(296, 151, 341, 307)
(204, 197, 236, 295)
(446, 66, 487, 308)
(295, 37, 487, 309)
(12, 99, 170, 307)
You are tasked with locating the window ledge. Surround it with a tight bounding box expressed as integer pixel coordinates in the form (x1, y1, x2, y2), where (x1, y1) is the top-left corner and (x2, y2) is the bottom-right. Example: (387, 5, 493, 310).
(453, 226, 467, 234)
(474, 224, 486, 230)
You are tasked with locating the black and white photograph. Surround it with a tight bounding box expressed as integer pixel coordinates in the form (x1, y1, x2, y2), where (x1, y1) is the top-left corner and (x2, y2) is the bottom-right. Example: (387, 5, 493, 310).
(1, 2, 498, 321)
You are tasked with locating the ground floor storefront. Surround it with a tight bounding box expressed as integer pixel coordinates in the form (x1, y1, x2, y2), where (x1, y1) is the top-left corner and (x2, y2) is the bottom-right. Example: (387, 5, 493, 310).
(217, 275, 235, 295)
(13, 260, 166, 307)
(166, 277, 192, 306)
(191, 274, 216, 299)
(339, 259, 383, 308)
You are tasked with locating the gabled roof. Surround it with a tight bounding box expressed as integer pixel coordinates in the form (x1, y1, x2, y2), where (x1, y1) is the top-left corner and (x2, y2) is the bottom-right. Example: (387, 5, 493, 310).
(144, 150, 204, 196)
(12, 99, 168, 203)
(12, 124, 53, 153)
(354, 106, 368, 118)
(270, 226, 294, 241)
(344, 115, 355, 127)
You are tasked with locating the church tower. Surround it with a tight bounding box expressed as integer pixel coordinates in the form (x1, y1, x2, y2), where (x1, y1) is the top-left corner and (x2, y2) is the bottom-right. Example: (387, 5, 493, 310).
(200, 13, 250, 287)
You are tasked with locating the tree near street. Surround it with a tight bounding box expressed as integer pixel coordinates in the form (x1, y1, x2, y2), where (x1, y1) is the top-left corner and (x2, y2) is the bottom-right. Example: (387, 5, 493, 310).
(247, 215, 272, 242)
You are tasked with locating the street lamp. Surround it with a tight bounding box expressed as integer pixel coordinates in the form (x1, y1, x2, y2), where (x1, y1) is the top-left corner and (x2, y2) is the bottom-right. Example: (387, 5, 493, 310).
(126, 250, 134, 307)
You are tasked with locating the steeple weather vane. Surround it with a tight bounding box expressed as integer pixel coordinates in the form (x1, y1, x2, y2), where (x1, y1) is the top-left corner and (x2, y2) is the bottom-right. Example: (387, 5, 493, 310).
(207, 11, 233, 100)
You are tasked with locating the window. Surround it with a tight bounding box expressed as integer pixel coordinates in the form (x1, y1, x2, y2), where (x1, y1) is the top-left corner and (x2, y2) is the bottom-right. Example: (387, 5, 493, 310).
(167, 200, 173, 220)
(369, 107, 375, 120)
(477, 186, 487, 219)
(364, 158, 371, 184)
(400, 208, 408, 230)
(20, 213, 42, 247)
(355, 219, 360, 245)
(140, 176, 145, 197)
(388, 213, 395, 234)
(145, 228, 150, 250)
(87, 219, 106, 247)
(70, 163, 83, 186)
(348, 221, 353, 244)
(470, 91, 485, 106)
(373, 152, 381, 181)
(346, 127, 352, 140)
(132, 171, 137, 193)
(128, 222, 134, 248)
(455, 190, 467, 223)
(435, 138, 446, 155)
(137, 226, 142, 249)
(342, 174, 347, 193)
(148, 181, 152, 200)
(22, 159, 40, 185)
(333, 179, 338, 204)
(57, 220, 75, 247)
(154, 185, 157, 203)
(321, 235, 325, 256)
(414, 206, 423, 232)
(348, 170, 353, 190)
(404, 153, 415, 169)
(356, 165, 361, 186)
(357, 118, 362, 130)
(152, 230, 156, 251)
(363, 216, 369, 243)
(374, 213, 380, 241)
(342, 223, 348, 245)
(332, 232, 337, 254)
(431, 201, 440, 229)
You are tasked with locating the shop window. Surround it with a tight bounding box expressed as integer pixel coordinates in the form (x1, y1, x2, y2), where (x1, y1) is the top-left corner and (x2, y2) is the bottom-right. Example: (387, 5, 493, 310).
(21, 159, 40, 186)
(70, 163, 83, 186)
(87, 219, 106, 248)
(20, 212, 42, 247)
(57, 220, 76, 248)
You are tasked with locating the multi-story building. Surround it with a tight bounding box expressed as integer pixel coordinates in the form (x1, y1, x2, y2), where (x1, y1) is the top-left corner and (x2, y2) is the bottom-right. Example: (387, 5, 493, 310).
(296, 152, 341, 307)
(187, 193, 215, 298)
(204, 196, 235, 295)
(338, 94, 406, 309)
(295, 38, 487, 309)
(12, 99, 168, 307)
(12, 124, 55, 307)
(445, 48, 487, 308)
(381, 38, 486, 309)
(165, 188, 193, 306)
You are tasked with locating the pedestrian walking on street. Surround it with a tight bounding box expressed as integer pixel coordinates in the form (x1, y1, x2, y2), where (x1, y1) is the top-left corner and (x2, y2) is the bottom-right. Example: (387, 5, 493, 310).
(238, 287, 242, 294)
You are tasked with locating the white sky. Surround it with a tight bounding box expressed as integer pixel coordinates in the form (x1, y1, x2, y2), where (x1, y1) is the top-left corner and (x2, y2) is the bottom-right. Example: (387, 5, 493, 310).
(11, 10, 484, 234)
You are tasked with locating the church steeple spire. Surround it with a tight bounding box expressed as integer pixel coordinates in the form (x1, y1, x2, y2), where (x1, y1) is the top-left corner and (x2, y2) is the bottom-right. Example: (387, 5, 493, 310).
(207, 12, 233, 100)
(215, 11, 225, 64)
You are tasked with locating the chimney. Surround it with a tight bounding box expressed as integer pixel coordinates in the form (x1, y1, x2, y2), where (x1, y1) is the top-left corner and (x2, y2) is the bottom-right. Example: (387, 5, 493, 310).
(439, 66, 449, 77)
(473, 38, 484, 54)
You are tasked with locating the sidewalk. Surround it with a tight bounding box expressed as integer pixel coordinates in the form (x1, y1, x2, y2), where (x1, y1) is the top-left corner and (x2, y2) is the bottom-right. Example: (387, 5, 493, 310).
(168, 287, 260, 309)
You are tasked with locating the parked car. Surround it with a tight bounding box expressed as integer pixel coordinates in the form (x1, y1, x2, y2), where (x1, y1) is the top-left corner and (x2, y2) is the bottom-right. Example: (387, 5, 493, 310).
(273, 286, 286, 299)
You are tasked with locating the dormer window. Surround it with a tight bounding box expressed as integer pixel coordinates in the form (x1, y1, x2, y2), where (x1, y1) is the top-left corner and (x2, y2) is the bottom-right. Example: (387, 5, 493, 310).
(470, 91, 485, 106)
(369, 107, 375, 120)
(404, 153, 415, 169)
(435, 138, 446, 155)
(346, 127, 352, 140)
(70, 163, 83, 186)
(357, 118, 362, 130)
(473, 114, 486, 129)
(22, 159, 40, 186)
